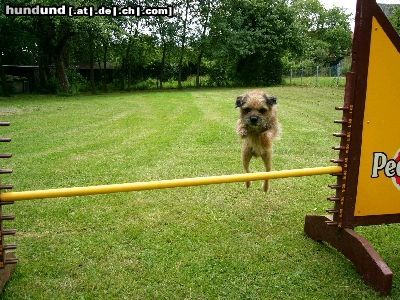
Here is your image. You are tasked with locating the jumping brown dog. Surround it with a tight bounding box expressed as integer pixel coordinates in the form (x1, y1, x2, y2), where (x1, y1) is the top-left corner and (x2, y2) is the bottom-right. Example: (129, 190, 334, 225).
(236, 90, 281, 192)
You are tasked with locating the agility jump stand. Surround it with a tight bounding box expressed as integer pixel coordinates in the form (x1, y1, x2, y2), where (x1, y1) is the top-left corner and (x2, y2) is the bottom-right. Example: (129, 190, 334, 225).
(305, 0, 400, 295)
(0, 121, 17, 289)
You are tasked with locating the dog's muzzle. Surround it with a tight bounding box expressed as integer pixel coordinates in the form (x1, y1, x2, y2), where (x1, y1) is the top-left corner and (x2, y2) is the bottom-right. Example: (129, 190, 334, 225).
(249, 116, 259, 125)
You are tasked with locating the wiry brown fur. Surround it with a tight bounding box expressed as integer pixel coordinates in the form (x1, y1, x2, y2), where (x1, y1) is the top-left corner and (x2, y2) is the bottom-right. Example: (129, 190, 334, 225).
(235, 90, 281, 192)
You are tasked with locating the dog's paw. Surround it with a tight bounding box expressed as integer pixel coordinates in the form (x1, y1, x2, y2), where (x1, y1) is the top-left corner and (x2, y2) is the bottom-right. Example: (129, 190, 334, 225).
(236, 120, 248, 137)
(245, 181, 251, 189)
(262, 180, 269, 193)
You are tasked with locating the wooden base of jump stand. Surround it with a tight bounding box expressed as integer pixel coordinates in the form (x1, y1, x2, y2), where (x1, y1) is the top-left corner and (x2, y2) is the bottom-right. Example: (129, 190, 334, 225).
(304, 215, 393, 296)
(0, 253, 16, 291)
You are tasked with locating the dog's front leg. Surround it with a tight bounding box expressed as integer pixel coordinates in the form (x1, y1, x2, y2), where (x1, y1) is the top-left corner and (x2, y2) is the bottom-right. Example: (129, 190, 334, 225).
(261, 150, 272, 192)
(242, 145, 252, 188)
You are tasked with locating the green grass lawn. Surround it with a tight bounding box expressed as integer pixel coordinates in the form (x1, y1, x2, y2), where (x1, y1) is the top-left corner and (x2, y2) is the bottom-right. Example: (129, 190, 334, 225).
(1, 87, 399, 299)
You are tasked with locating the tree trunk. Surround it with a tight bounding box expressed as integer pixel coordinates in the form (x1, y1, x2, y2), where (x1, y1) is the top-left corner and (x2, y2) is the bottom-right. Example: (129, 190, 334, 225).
(54, 31, 73, 93)
(195, 51, 203, 88)
(55, 45, 70, 93)
(178, 0, 190, 89)
(35, 18, 52, 92)
(89, 31, 96, 94)
(124, 38, 133, 90)
(159, 41, 167, 89)
(38, 40, 52, 92)
(103, 42, 108, 92)
(0, 54, 10, 97)
(195, 0, 211, 88)
(97, 58, 102, 93)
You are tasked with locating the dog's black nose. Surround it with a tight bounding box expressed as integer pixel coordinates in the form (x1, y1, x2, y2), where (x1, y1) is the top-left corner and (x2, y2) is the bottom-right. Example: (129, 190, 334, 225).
(250, 116, 258, 124)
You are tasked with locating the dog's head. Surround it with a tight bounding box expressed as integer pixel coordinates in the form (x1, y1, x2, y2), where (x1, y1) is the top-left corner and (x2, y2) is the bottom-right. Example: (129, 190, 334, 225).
(235, 90, 277, 133)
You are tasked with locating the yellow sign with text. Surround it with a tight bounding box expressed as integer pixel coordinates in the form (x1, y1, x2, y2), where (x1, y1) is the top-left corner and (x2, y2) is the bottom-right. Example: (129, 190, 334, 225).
(355, 17, 400, 216)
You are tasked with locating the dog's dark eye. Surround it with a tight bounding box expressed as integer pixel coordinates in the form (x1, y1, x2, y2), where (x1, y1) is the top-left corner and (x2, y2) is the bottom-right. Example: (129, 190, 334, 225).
(259, 108, 267, 114)
(243, 108, 251, 114)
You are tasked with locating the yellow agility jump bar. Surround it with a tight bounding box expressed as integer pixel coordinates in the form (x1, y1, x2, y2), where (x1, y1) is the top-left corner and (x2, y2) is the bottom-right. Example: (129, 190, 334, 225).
(0, 166, 342, 202)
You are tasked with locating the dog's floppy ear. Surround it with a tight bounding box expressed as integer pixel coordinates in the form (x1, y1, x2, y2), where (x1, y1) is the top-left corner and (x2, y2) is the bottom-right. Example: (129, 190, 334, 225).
(263, 94, 277, 106)
(235, 95, 246, 108)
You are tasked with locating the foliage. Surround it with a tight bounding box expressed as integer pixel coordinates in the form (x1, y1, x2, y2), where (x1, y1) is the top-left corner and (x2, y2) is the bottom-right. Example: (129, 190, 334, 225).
(288, 0, 352, 67)
(67, 68, 88, 93)
(207, 0, 300, 86)
(0, 0, 353, 93)
(389, 6, 400, 34)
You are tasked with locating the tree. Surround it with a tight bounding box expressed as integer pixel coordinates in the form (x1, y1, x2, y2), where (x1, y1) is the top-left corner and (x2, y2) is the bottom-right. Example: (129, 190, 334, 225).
(97, 21, 117, 92)
(0, 0, 353, 93)
(290, 0, 352, 66)
(31, 10, 79, 93)
(0, 1, 37, 95)
(389, 6, 400, 33)
(191, 0, 218, 88)
(322, 7, 353, 64)
(14, 0, 87, 93)
(0, 7, 13, 96)
(209, 0, 300, 85)
(177, 0, 191, 89)
(148, 6, 178, 88)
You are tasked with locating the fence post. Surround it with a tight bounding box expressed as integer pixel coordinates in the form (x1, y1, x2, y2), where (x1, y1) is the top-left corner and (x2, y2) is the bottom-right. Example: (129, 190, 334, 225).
(290, 68, 293, 85)
(301, 68, 303, 85)
(336, 62, 341, 87)
(316, 66, 319, 86)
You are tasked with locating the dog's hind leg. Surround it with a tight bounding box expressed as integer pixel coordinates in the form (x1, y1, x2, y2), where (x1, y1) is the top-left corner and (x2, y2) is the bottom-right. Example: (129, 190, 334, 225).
(261, 150, 272, 192)
(242, 146, 252, 188)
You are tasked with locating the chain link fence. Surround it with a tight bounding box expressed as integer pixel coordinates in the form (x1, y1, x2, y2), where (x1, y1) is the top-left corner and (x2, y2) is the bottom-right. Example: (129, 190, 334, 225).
(282, 61, 349, 87)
